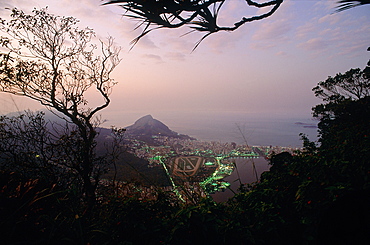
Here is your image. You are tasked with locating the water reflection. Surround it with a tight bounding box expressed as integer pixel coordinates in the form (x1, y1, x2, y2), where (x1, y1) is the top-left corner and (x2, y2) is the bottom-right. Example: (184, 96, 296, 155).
(211, 157, 270, 202)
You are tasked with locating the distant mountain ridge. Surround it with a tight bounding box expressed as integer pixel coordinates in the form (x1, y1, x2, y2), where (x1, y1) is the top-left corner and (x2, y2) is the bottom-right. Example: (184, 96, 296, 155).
(125, 115, 195, 142)
(3, 111, 194, 144)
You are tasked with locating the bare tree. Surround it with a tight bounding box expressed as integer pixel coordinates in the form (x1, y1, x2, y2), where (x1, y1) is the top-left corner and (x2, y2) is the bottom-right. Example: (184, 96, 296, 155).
(0, 7, 121, 210)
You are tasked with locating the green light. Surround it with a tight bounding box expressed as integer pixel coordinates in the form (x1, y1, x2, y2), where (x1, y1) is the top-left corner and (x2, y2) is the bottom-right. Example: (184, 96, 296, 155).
(159, 156, 185, 202)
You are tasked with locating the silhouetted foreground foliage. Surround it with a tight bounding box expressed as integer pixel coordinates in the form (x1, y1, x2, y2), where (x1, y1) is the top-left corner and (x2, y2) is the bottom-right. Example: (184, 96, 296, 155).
(103, 0, 369, 49)
(104, 0, 283, 49)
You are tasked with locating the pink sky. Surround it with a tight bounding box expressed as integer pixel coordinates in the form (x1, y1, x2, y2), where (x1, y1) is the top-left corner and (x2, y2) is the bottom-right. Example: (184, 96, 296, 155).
(0, 0, 369, 128)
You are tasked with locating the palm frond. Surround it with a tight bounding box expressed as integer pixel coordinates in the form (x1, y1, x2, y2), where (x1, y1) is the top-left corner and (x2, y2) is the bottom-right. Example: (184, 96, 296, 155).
(192, 32, 213, 52)
(335, 0, 370, 12)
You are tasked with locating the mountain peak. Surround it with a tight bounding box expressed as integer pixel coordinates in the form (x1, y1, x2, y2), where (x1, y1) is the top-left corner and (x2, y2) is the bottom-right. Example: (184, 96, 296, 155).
(134, 115, 153, 125)
(125, 115, 195, 143)
(140, 114, 153, 120)
(127, 115, 170, 133)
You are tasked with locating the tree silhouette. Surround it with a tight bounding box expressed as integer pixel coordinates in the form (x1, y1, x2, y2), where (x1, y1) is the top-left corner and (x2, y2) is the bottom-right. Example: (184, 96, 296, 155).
(103, 0, 283, 49)
(312, 68, 370, 105)
(104, 0, 370, 49)
(0, 7, 121, 210)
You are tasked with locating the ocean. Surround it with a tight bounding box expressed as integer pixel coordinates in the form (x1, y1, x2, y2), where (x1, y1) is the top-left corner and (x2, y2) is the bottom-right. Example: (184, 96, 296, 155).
(155, 111, 319, 202)
(211, 157, 271, 202)
(103, 109, 319, 147)
(153, 111, 319, 148)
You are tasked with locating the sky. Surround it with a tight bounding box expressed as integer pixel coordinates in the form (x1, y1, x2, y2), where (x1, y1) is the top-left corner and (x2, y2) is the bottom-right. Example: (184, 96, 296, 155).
(0, 0, 369, 130)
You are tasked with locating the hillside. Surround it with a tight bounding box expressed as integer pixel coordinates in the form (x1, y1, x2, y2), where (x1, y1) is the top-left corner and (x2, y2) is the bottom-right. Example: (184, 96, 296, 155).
(124, 115, 195, 144)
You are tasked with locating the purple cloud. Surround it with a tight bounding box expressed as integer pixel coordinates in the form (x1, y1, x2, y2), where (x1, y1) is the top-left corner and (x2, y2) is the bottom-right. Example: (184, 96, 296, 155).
(298, 38, 328, 51)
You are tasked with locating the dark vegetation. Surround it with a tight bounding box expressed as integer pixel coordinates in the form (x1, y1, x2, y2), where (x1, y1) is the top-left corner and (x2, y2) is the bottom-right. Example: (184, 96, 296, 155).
(1, 5, 370, 245)
(103, 151, 171, 186)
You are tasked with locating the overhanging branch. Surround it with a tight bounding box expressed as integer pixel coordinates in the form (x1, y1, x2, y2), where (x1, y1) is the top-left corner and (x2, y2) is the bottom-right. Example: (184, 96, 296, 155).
(103, 0, 284, 49)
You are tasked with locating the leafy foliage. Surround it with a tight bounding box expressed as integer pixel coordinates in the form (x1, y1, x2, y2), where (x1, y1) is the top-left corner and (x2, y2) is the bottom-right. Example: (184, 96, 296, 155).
(0, 171, 83, 244)
(312, 68, 370, 104)
(312, 67, 370, 190)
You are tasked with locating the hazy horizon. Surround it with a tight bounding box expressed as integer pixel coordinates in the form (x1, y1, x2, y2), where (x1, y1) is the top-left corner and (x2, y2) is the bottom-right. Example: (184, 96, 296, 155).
(106, 110, 319, 147)
(0, 0, 368, 146)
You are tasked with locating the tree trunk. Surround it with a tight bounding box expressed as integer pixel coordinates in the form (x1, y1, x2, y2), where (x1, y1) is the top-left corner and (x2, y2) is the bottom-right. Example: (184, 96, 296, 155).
(82, 171, 96, 214)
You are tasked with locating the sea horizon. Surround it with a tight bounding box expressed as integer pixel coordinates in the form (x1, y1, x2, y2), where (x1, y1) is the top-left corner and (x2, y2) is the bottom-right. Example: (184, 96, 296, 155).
(4, 109, 319, 148)
(103, 110, 319, 148)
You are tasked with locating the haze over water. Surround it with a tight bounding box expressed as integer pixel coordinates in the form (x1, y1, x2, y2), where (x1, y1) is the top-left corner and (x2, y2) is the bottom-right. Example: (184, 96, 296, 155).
(170, 111, 318, 147)
(106, 110, 319, 148)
